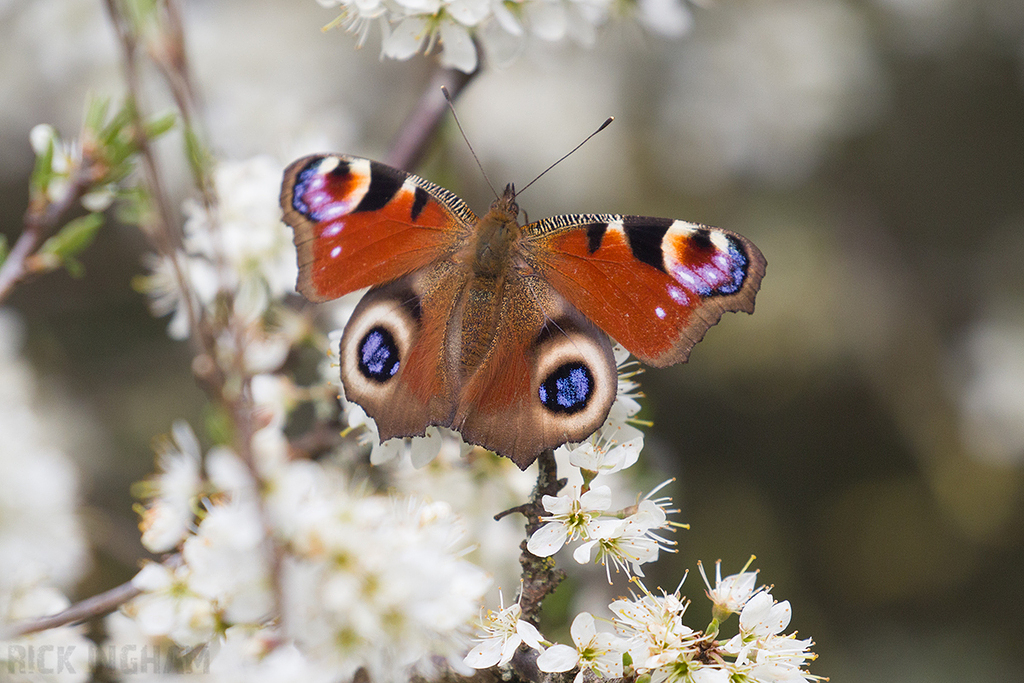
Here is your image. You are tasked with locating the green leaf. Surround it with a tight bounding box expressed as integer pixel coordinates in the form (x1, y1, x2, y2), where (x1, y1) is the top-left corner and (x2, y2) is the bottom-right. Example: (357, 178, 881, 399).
(0, 234, 8, 267)
(63, 257, 86, 278)
(145, 111, 177, 140)
(84, 96, 111, 134)
(29, 134, 55, 197)
(204, 403, 234, 447)
(100, 103, 134, 148)
(183, 125, 213, 188)
(40, 212, 104, 261)
(114, 185, 151, 226)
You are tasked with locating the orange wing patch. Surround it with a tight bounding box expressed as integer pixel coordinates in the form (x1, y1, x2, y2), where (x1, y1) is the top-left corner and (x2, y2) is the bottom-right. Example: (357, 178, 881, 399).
(281, 155, 474, 301)
(525, 216, 765, 367)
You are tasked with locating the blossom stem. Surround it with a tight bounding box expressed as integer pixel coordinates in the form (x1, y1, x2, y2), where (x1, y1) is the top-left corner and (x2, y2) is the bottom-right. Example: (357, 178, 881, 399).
(385, 65, 478, 171)
(103, 0, 201, 343)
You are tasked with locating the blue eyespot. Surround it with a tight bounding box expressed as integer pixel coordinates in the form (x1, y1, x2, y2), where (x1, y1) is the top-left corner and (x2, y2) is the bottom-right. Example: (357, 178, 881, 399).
(539, 362, 594, 414)
(358, 327, 400, 382)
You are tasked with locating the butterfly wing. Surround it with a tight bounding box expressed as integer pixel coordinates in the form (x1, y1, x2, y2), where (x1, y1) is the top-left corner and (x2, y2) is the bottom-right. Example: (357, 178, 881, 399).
(522, 214, 766, 367)
(452, 276, 618, 470)
(339, 264, 468, 444)
(280, 154, 476, 301)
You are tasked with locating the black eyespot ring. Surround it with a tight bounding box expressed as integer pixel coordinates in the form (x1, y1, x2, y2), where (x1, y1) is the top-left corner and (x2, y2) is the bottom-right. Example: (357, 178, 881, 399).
(538, 362, 594, 414)
(357, 326, 401, 382)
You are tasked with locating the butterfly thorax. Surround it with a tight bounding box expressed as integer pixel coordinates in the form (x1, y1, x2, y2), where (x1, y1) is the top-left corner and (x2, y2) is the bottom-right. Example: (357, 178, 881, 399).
(469, 184, 521, 278)
(455, 185, 525, 372)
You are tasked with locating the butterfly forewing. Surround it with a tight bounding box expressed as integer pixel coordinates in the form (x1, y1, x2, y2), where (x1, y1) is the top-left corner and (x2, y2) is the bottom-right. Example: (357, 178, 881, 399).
(522, 214, 766, 367)
(281, 154, 475, 302)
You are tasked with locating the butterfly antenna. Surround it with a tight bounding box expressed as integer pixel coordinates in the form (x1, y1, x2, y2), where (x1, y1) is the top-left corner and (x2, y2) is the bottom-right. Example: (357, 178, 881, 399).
(517, 116, 614, 197)
(441, 85, 499, 200)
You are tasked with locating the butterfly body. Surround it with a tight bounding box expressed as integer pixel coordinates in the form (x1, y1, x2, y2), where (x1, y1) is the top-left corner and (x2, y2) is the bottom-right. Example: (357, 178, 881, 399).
(282, 154, 766, 469)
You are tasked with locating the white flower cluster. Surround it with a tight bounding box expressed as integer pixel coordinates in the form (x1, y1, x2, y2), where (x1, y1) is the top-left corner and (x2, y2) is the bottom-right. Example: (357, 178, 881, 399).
(316, 0, 694, 72)
(139, 155, 298, 348)
(466, 561, 819, 683)
(526, 480, 676, 580)
(125, 421, 491, 680)
(0, 310, 94, 680)
(0, 312, 90, 593)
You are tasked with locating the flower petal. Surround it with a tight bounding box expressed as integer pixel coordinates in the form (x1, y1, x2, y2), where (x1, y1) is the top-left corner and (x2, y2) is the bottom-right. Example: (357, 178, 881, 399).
(536, 644, 579, 673)
(527, 521, 568, 557)
(439, 21, 478, 73)
(383, 16, 429, 60)
(569, 611, 597, 648)
(464, 637, 503, 669)
(517, 619, 544, 650)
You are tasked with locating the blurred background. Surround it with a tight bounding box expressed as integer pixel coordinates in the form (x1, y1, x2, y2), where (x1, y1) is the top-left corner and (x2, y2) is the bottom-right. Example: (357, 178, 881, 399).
(1, 0, 1023, 680)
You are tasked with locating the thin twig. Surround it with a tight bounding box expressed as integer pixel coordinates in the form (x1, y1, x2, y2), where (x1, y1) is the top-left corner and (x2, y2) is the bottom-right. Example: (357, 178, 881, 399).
(103, 0, 286, 622)
(0, 166, 94, 303)
(512, 449, 566, 625)
(2, 573, 143, 639)
(385, 66, 477, 170)
(103, 0, 201, 344)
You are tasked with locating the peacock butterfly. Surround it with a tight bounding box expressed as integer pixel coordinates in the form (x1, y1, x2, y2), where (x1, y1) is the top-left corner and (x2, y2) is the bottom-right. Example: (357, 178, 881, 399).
(280, 153, 766, 469)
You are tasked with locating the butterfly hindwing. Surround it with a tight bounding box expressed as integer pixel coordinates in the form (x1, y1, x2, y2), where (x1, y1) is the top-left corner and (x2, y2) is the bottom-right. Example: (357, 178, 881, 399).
(281, 154, 475, 301)
(339, 263, 468, 443)
(453, 276, 618, 469)
(522, 215, 766, 367)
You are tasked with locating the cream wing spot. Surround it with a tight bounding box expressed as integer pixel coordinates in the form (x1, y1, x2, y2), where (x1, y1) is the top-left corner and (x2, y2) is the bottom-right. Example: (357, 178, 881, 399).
(531, 325, 617, 443)
(316, 156, 341, 174)
(341, 292, 418, 405)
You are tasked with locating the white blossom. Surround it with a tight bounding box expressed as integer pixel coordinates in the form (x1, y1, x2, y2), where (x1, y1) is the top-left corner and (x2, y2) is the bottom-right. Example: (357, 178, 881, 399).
(0, 584, 94, 683)
(738, 592, 793, 640)
(317, 0, 697, 73)
(572, 497, 675, 579)
(610, 584, 697, 672)
(536, 611, 623, 682)
(463, 593, 544, 668)
(207, 625, 338, 683)
(125, 562, 218, 647)
(0, 310, 89, 592)
(698, 559, 759, 620)
(136, 421, 203, 553)
(28, 123, 113, 211)
(526, 484, 613, 557)
(181, 499, 275, 625)
(139, 156, 296, 339)
(276, 462, 491, 680)
(561, 420, 644, 474)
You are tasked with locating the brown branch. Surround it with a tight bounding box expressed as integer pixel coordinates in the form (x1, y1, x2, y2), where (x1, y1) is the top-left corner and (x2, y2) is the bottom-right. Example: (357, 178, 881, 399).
(1, 580, 141, 639)
(0, 166, 94, 303)
(1, 553, 188, 639)
(385, 66, 477, 171)
(507, 449, 567, 625)
(104, 0, 285, 621)
(0, 559, 171, 640)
